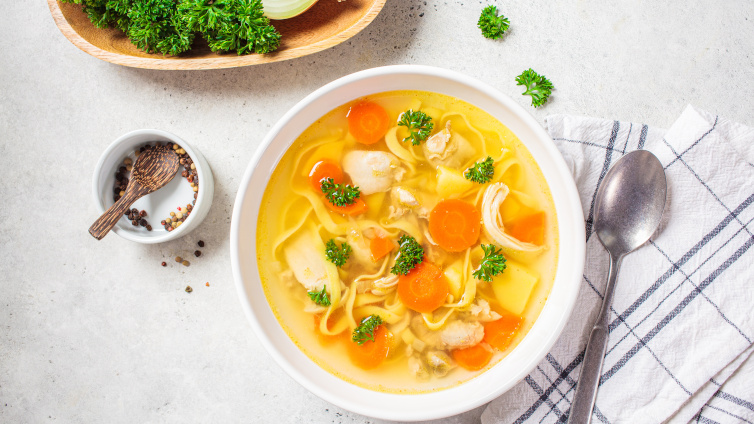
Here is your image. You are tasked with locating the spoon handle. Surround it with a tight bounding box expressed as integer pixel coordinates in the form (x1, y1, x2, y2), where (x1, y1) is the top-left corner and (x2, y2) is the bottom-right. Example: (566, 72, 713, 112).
(567, 254, 623, 424)
(89, 184, 150, 240)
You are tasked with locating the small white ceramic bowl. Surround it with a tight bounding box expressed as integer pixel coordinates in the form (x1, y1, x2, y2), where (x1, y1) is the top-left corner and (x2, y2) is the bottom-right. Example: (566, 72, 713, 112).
(230, 65, 585, 421)
(92, 129, 214, 244)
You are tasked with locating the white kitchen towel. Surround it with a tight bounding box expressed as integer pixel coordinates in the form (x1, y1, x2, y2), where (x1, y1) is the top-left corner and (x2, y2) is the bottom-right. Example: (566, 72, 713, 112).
(482, 105, 754, 424)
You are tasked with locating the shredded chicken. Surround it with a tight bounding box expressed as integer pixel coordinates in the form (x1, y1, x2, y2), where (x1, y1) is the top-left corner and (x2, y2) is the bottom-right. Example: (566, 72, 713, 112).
(342, 150, 405, 195)
(481, 183, 544, 252)
(468, 299, 503, 322)
(425, 351, 455, 377)
(410, 315, 442, 348)
(346, 227, 375, 269)
(439, 320, 484, 349)
(421, 120, 475, 168)
(388, 186, 429, 220)
(408, 355, 431, 379)
(282, 231, 331, 292)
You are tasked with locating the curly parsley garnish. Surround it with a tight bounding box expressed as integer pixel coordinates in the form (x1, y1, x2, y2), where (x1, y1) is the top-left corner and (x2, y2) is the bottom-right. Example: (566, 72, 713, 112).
(320, 178, 361, 207)
(325, 239, 351, 267)
(465, 156, 496, 184)
(515, 68, 554, 108)
(307, 285, 331, 306)
(398, 110, 434, 146)
(391, 235, 424, 276)
(478, 5, 510, 40)
(472, 244, 508, 282)
(352, 314, 383, 345)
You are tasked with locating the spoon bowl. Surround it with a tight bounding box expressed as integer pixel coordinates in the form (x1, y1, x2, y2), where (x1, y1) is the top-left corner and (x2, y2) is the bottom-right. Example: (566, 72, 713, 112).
(594, 150, 668, 257)
(568, 150, 667, 424)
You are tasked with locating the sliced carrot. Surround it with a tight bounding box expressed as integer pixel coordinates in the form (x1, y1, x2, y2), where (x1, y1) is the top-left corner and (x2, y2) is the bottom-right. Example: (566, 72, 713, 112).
(397, 261, 449, 313)
(309, 159, 343, 190)
(428, 199, 481, 252)
(325, 197, 368, 216)
(452, 343, 494, 371)
(508, 212, 545, 245)
(347, 101, 390, 145)
(483, 312, 524, 351)
(370, 234, 394, 261)
(347, 325, 392, 369)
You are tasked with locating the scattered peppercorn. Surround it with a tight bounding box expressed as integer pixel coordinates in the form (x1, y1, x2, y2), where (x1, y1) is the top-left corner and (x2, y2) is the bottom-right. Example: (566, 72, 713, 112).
(194, 250, 201, 257)
(185, 286, 193, 293)
(198, 240, 205, 247)
(161, 261, 167, 267)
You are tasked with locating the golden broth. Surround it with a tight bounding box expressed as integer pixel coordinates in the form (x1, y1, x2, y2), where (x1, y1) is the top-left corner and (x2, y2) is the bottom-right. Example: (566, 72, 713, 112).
(257, 90, 558, 393)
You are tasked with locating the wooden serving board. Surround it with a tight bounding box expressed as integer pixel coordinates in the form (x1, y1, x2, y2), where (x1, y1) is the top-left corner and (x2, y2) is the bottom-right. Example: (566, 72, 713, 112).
(47, 0, 386, 70)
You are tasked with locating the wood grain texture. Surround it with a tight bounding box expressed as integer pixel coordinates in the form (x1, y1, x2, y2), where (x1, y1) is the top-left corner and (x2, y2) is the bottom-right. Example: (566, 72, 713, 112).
(47, 0, 386, 70)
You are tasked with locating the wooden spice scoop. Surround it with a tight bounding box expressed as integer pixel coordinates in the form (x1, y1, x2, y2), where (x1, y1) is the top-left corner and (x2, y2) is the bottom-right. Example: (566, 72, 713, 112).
(89, 145, 180, 240)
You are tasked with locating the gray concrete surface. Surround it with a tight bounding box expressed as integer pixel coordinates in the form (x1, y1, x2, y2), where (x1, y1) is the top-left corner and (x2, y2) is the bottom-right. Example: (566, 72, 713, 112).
(1, 0, 752, 423)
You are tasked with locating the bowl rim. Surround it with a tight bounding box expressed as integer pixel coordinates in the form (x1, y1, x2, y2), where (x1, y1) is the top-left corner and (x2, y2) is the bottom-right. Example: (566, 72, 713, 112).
(91, 128, 210, 244)
(47, 0, 387, 70)
(230, 65, 585, 420)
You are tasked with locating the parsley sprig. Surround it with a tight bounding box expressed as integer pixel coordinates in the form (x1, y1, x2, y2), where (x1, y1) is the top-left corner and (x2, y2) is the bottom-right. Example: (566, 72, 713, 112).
(307, 286, 331, 306)
(325, 239, 351, 267)
(320, 178, 361, 207)
(391, 235, 424, 276)
(352, 314, 383, 345)
(465, 156, 496, 184)
(472, 244, 508, 282)
(478, 5, 510, 40)
(515, 69, 554, 108)
(398, 110, 434, 146)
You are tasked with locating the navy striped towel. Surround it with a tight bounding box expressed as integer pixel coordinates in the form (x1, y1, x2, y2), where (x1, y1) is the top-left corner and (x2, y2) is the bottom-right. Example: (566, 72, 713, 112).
(482, 105, 754, 424)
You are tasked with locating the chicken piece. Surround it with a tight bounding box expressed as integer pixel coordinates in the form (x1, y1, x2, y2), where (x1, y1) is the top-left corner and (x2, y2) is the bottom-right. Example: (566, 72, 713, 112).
(409, 355, 431, 380)
(283, 231, 332, 292)
(388, 186, 429, 220)
(468, 299, 502, 322)
(439, 320, 484, 349)
(481, 183, 544, 253)
(410, 314, 442, 348)
(342, 151, 405, 195)
(425, 351, 455, 377)
(422, 121, 475, 169)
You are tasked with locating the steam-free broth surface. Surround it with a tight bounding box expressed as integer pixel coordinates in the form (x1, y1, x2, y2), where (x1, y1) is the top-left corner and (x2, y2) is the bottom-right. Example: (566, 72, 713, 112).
(257, 90, 558, 393)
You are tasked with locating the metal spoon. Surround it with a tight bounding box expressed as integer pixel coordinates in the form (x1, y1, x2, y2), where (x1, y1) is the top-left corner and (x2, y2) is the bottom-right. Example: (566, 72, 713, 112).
(89, 144, 180, 240)
(567, 150, 667, 424)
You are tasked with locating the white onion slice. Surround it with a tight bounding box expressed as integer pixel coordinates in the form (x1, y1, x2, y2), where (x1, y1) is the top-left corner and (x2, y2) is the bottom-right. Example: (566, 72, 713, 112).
(263, 0, 320, 20)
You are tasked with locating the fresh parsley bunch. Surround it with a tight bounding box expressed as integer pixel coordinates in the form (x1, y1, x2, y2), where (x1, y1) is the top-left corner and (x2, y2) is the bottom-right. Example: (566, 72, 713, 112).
(61, 0, 281, 56)
(516, 68, 554, 108)
(179, 0, 281, 54)
(128, 0, 194, 55)
(478, 5, 510, 40)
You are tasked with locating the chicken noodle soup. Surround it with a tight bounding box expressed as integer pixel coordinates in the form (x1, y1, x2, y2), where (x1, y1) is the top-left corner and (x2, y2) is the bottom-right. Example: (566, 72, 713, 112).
(257, 90, 558, 393)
